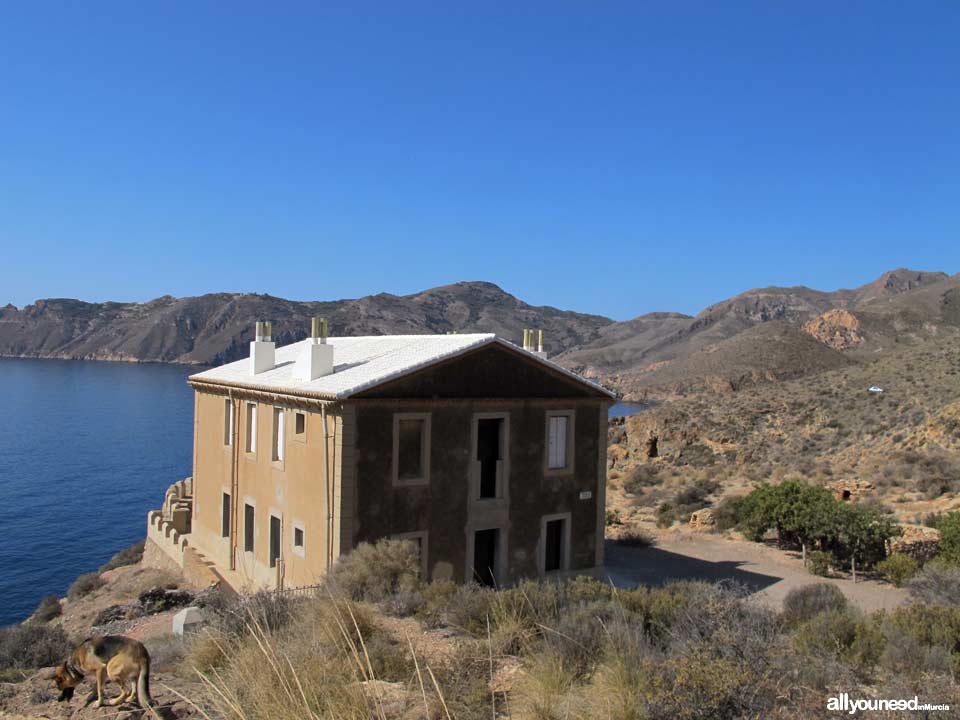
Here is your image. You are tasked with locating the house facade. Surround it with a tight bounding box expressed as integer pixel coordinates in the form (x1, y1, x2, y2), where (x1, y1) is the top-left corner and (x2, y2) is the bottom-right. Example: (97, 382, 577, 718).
(150, 325, 614, 591)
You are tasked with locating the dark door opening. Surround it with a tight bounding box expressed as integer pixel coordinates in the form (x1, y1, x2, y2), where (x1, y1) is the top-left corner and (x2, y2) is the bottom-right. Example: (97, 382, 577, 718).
(473, 528, 499, 586)
(269, 515, 281, 568)
(477, 418, 502, 498)
(544, 518, 565, 572)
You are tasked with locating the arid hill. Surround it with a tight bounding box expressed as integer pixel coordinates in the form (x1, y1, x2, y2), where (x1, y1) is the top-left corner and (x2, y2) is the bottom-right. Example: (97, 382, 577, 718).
(559, 269, 958, 398)
(0, 281, 612, 366)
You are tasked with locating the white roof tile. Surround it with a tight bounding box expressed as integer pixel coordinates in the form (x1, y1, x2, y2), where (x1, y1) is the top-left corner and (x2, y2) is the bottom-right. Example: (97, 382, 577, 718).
(188, 334, 614, 400)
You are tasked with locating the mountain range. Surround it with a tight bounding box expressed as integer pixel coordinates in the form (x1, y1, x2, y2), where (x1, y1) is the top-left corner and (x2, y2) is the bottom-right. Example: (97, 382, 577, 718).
(2, 269, 957, 399)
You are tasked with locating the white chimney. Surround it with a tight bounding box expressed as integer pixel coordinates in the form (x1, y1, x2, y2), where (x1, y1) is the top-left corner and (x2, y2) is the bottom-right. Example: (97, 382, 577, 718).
(293, 316, 334, 381)
(533, 328, 547, 359)
(250, 321, 276, 375)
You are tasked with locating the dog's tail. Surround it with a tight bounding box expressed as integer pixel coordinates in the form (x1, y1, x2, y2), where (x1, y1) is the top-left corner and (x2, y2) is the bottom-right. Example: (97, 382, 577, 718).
(137, 656, 163, 720)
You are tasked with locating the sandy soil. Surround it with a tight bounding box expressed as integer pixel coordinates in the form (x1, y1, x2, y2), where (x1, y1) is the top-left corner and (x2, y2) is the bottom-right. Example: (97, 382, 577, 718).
(603, 528, 907, 612)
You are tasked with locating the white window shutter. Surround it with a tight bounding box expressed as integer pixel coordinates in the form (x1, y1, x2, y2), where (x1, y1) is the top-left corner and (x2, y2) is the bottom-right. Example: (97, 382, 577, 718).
(277, 410, 285, 461)
(556, 416, 567, 468)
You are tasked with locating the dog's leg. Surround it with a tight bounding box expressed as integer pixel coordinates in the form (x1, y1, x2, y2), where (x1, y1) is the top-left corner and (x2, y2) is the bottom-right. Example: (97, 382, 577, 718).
(94, 667, 107, 707)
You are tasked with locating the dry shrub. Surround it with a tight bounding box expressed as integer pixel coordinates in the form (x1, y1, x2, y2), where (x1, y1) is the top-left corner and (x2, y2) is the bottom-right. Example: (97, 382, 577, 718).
(781, 583, 848, 627)
(67, 571, 105, 600)
(99, 540, 145, 572)
(0, 623, 72, 673)
(32, 595, 62, 623)
(327, 538, 421, 602)
(907, 561, 960, 606)
(512, 649, 577, 720)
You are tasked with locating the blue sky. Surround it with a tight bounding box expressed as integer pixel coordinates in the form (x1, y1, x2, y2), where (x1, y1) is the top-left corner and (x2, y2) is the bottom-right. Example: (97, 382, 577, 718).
(1, 2, 957, 320)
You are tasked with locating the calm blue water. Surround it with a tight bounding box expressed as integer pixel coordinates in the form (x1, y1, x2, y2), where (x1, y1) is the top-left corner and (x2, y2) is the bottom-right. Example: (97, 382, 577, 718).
(608, 401, 647, 417)
(0, 359, 195, 626)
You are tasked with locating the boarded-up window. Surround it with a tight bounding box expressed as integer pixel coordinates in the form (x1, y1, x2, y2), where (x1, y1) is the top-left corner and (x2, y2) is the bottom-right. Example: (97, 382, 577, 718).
(244, 504, 255, 552)
(221, 492, 231, 538)
(397, 419, 424, 481)
(224, 399, 233, 445)
(272, 407, 285, 462)
(548, 415, 568, 469)
(245, 403, 257, 453)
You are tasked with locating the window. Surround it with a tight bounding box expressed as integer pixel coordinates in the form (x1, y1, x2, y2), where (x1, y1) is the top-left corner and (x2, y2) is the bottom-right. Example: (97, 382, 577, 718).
(243, 503, 255, 552)
(292, 522, 306, 558)
(223, 399, 234, 445)
(295, 412, 306, 436)
(221, 492, 231, 538)
(546, 411, 575, 473)
(392, 413, 431, 486)
(245, 403, 257, 453)
(272, 407, 285, 462)
(477, 418, 503, 498)
(269, 515, 281, 568)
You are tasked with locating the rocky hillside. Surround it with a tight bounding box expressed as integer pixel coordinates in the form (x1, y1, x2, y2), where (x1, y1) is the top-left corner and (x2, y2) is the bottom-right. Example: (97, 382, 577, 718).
(558, 269, 958, 398)
(0, 282, 612, 366)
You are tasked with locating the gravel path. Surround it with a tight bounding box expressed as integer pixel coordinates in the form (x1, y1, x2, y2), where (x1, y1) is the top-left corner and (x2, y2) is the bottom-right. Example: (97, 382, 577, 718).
(602, 530, 908, 612)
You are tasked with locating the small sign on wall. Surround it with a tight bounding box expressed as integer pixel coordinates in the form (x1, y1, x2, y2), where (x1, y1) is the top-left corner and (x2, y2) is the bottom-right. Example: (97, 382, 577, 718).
(579, 490, 592, 500)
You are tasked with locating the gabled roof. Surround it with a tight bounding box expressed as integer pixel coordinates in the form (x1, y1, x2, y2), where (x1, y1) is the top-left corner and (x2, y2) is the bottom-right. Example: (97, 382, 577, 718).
(188, 334, 615, 400)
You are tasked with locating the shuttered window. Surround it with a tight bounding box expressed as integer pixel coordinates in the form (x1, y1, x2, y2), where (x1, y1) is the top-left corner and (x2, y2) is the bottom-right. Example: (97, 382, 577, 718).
(272, 407, 285, 462)
(224, 399, 233, 445)
(244, 504, 255, 552)
(245, 403, 257, 453)
(548, 415, 568, 469)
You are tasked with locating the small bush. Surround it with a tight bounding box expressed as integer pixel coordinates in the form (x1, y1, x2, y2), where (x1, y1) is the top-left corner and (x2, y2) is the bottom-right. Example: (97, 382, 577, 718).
(936, 512, 960, 565)
(711, 495, 745, 532)
(623, 464, 661, 494)
(0, 624, 72, 672)
(907, 561, 960, 606)
(614, 527, 655, 547)
(67, 571, 105, 600)
(807, 551, 834, 577)
(416, 580, 494, 635)
(99, 540, 145, 572)
(32, 595, 62, 623)
(781, 584, 847, 627)
(877, 553, 919, 587)
(327, 538, 420, 602)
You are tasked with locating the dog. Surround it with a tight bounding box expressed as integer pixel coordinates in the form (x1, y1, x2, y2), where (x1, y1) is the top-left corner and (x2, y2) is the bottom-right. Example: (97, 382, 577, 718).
(54, 635, 161, 718)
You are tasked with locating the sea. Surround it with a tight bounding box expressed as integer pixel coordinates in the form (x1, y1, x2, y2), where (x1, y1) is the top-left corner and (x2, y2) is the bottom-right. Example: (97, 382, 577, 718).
(0, 358, 195, 626)
(0, 358, 645, 626)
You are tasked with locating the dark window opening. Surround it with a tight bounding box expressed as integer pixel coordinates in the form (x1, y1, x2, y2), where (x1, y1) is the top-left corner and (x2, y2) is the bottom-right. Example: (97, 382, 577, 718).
(244, 504, 255, 552)
(221, 493, 231, 538)
(295, 412, 306, 435)
(294, 527, 304, 548)
(544, 519, 565, 572)
(477, 418, 502, 498)
(646, 436, 659, 459)
(473, 528, 499, 587)
(398, 419, 425, 481)
(269, 515, 281, 568)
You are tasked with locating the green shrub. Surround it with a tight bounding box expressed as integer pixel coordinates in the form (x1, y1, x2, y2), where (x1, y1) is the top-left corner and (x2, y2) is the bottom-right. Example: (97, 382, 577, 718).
(327, 538, 420, 602)
(32, 595, 62, 623)
(936, 512, 960, 565)
(0, 624, 72, 672)
(807, 551, 834, 577)
(711, 495, 745, 532)
(781, 583, 847, 627)
(67, 571, 105, 600)
(99, 540, 145, 572)
(794, 608, 884, 678)
(877, 553, 919, 587)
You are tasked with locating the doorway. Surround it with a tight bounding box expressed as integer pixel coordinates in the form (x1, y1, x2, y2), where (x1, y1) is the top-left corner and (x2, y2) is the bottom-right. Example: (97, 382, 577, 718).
(473, 528, 499, 586)
(544, 518, 565, 572)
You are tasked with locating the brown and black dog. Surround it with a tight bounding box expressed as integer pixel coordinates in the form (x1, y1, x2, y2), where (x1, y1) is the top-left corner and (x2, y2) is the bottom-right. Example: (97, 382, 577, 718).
(54, 635, 161, 718)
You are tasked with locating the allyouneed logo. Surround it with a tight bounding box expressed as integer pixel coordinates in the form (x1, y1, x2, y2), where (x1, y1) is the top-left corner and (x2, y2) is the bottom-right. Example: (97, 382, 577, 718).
(827, 693, 950, 714)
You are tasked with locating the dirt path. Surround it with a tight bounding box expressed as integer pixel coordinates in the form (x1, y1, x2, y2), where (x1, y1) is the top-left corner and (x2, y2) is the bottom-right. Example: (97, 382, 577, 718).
(602, 529, 908, 612)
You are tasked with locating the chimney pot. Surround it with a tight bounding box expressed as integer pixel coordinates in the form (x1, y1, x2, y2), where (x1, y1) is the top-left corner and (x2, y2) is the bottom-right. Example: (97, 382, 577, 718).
(250, 320, 276, 374)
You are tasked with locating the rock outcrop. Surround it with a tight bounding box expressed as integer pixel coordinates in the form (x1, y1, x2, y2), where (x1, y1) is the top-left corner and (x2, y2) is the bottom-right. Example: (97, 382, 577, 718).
(802, 309, 864, 350)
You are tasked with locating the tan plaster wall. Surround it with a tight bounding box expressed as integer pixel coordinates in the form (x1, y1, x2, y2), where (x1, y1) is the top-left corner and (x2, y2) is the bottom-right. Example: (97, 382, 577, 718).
(190, 390, 339, 590)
